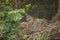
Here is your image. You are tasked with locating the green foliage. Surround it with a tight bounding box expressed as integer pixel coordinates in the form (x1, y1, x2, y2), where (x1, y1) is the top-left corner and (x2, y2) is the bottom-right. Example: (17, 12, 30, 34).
(0, 0, 13, 12)
(0, 0, 57, 40)
(37, 34, 50, 40)
(0, 0, 27, 40)
(0, 8, 26, 40)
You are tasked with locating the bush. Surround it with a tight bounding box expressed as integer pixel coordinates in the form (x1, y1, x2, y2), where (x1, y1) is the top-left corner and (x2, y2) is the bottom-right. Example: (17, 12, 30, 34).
(0, 8, 26, 40)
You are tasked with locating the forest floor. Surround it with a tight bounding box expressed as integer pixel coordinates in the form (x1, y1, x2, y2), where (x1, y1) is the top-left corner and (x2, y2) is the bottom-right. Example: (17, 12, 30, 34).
(19, 15, 60, 40)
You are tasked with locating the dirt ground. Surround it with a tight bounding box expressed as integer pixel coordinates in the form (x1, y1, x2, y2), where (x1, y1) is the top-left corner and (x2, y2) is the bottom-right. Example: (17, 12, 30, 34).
(19, 15, 60, 40)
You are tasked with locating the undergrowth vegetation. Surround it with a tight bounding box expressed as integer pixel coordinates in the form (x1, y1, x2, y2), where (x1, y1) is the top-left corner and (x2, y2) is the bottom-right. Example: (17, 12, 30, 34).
(0, 0, 59, 40)
(37, 35, 50, 40)
(0, 0, 26, 40)
(0, 8, 26, 40)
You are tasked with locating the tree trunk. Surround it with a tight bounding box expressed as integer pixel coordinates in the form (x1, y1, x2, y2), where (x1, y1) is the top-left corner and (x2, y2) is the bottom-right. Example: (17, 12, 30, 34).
(58, 0, 60, 13)
(13, 0, 22, 9)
